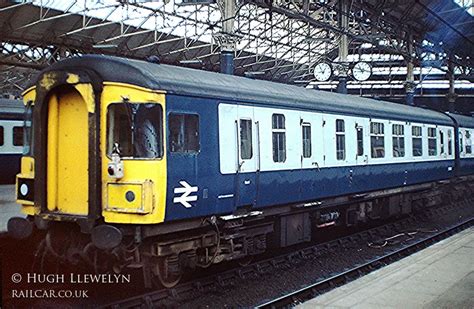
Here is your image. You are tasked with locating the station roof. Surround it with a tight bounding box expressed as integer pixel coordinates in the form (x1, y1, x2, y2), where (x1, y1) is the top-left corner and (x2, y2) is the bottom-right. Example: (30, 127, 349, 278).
(0, 1, 295, 77)
(1, 1, 472, 79)
(358, 0, 474, 59)
(38, 54, 454, 126)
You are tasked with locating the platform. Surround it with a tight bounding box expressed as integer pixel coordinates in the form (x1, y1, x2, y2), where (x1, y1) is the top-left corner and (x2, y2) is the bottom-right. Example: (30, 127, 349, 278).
(0, 185, 23, 233)
(298, 226, 474, 309)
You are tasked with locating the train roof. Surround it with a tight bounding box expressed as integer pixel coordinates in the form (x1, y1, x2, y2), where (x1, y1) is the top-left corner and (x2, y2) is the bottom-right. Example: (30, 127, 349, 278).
(0, 98, 24, 116)
(448, 113, 474, 128)
(36, 54, 454, 126)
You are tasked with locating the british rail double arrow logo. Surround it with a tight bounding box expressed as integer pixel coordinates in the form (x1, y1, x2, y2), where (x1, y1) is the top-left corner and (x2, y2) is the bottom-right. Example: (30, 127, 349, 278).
(173, 181, 198, 208)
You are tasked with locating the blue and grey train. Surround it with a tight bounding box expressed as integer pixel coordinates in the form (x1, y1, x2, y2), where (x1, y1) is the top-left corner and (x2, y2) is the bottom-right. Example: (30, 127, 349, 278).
(9, 55, 474, 287)
(0, 98, 24, 184)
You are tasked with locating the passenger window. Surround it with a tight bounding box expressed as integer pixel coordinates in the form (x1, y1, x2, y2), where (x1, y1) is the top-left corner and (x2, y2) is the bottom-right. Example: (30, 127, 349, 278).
(302, 123, 311, 158)
(459, 132, 464, 153)
(439, 130, 445, 155)
(448, 130, 453, 156)
(169, 113, 200, 153)
(0, 126, 3, 146)
(370, 122, 385, 158)
(336, 119, 345, 160)
(392, 124, 405, 157)
(13, 126, 24, 146)
(240, 119, 253, 159)
(272, 114, 286, 162)
(412, 126, 423, 157)
(466, 131, 472, 154)
(356, 125, 363, 156)
(428, 128, 437, 156)
(107, 103, 163, 158)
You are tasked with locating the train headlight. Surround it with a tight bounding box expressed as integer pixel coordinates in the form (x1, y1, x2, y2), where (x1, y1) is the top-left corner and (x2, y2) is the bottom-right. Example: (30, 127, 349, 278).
(108, 153, 124, 179)
(20, 183, 29, 196)
(16, 177, 34, 202)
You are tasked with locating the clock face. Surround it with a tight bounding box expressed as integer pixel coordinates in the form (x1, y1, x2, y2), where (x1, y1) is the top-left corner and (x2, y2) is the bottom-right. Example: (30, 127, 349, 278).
(352, 62, 372, 81)
(313, 62, 332, 81)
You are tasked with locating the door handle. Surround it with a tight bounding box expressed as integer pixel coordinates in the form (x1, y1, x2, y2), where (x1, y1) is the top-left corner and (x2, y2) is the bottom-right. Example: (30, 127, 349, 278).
(312, 162, 320, 171)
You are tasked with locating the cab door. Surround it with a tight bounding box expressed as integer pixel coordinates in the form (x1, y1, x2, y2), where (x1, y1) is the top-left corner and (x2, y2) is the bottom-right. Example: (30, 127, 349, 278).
(235, 106, 258, 207)
(47, 86, 91, 215)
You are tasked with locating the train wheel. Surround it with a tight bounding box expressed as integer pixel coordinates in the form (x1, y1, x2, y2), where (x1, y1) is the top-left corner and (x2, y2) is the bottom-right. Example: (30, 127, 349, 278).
(154, 257, 182, 288)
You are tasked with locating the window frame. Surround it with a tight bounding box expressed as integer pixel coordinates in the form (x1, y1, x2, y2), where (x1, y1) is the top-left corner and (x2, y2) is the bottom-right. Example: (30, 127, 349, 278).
(272, 113, 286, 163)
(412, 125, 423, 157)
(392, 124, 405, 158)
(302, 122, 312, 158)
(106, 102, 165, 160)
(12, 126, 24, 147)
(439, 129, 445, 155)
(427, 127, 437, 156)
(466, 130, 472, 154)
(370, 122, 385, 159)
(448, 129, 453, 156)
(0, 126, 3, 147)
(356, 124, 364, 156)
(168, 112, 200, 154)
(239, 118, 253, 160)
(336, 119, 346, 161)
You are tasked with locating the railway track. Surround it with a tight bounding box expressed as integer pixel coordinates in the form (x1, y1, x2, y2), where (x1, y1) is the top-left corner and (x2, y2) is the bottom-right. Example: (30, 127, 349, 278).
(102, 198, 473, 309)
(257, 214, 474, 308)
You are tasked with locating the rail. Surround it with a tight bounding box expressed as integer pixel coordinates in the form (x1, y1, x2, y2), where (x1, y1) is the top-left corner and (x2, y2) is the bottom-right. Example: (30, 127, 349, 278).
(256, 216, 474, 308)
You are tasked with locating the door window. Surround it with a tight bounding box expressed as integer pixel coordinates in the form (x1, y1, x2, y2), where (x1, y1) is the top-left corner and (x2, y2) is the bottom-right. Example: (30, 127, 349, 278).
(336, 119, 345, 160)
(302, 123, 311, 158)
(240, 119, 253, 159)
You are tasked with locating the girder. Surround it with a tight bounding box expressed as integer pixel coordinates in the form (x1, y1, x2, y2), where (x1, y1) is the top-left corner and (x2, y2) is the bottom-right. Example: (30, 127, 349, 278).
(0, 0, 472, 100)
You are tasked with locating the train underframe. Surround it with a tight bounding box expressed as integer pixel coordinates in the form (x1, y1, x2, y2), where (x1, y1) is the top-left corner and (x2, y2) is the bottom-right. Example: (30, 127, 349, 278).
(27, 176, 474, 288)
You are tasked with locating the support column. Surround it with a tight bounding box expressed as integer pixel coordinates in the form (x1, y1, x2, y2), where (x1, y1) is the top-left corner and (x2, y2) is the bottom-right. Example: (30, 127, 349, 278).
(217, 0, 237, 75)
(447, 58, 457, 113)
(337, 0, 349, 94)
(220, 50, 234, 75)
(405, 32, 415, 105)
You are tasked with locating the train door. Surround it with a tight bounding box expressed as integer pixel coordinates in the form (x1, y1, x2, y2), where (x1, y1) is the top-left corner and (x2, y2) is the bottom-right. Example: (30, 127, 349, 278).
(47, 86, 90, 215)
(235, 106, 258, 207)
(300, 114, 324, 200)
(300, 114, 324, 169)
(355, 118, 369, 165)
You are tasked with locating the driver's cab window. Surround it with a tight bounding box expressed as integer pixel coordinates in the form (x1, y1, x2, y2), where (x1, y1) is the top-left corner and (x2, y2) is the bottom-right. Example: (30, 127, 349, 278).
(107, 103, 163, 159)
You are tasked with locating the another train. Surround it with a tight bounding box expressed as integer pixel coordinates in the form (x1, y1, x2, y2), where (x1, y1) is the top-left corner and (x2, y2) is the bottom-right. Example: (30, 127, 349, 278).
(9, 55, 474, 287)
(0, 98, 24, 184)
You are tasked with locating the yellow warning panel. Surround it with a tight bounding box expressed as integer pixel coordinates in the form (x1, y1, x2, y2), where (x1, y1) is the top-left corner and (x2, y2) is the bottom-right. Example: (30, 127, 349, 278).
(106, 182, 153, 214)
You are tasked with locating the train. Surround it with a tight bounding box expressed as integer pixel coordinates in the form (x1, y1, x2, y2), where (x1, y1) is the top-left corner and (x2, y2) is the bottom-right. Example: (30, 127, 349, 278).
(8, 55, 474, 287)
(0, 98, 24, 184)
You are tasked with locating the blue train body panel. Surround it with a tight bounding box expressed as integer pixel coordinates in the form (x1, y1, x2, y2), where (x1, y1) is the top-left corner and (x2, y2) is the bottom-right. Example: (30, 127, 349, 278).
(164, 94, 456, 222)
(459, 158, 474, 176)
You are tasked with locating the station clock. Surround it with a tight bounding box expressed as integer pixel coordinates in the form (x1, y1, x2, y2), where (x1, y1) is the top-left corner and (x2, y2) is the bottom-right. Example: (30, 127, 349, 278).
(352, 61, 372, 81)
(313, 62, 333, 82)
